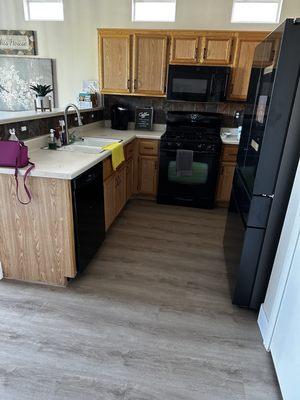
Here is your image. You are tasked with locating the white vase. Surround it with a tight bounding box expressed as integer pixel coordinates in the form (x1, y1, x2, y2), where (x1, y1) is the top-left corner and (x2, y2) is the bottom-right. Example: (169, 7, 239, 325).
(36, 96, 51, 110)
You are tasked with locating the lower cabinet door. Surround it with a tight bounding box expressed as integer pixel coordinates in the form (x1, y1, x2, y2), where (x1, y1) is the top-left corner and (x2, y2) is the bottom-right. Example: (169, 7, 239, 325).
(139, 155, 158, 197)
(104, 174, 116, 231)
(216, 162, 236, 203)
(115, 166, 127, 215)
(126, 159, 134, 201)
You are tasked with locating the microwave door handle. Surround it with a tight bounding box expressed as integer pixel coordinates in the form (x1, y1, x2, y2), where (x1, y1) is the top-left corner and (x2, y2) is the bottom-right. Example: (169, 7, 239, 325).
(209, 75, 214, 98)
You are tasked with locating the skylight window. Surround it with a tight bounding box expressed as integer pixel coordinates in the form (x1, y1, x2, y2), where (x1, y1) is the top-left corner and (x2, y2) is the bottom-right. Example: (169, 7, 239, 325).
(132, 0, 176, 22)
(231, 0, 283, 23)
(23, 0, 64, 21)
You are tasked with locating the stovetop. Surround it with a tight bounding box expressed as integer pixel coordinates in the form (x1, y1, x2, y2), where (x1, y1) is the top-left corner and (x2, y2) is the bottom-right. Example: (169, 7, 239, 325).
(162, 129, 221, 144)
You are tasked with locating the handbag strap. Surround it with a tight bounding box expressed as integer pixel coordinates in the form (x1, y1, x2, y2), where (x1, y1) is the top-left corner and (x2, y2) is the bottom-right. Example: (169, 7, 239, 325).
(14, 161, 35, 205)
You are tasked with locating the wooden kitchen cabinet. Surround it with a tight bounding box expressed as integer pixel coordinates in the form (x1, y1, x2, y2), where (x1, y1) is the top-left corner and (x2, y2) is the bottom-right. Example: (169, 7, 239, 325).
(115, 165, 127, 216)
(0, 175, 76, 286)
(138, 156, 159, 197)
(133, 33, 169, 96)
(216, 162, 236, 204)
(137, 139, 159, 198)
(104, 164, 127, 231)
(216, 144, 239, 206)
(98, 29, 271, 99)
(228, 32, 268, 101)
(126, 158, 134, 201)
(170, 35, 200, 64)
(103, 141, 137, 231)
(99, 32, 131, 94)
(202, 35, 233, 65)
(104, 173, 116, 231)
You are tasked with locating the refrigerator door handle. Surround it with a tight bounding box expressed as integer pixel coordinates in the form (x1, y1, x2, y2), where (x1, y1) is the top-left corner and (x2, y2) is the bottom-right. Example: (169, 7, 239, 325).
(257, 193, 275, 199)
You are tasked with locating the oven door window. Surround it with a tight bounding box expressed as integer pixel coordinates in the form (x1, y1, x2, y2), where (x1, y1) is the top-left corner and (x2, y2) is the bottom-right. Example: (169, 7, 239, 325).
(168, 161, 208, 185)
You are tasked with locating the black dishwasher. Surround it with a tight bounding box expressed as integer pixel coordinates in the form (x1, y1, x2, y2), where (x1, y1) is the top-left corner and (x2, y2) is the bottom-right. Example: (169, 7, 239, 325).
(71, 162, 105, 274)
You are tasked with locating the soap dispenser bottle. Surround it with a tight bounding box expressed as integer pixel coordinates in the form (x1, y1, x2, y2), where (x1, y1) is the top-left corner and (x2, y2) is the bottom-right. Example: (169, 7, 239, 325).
(59, 120, 66, 145)
(48, 129, 57, 150)
(9, 128, 19, 141)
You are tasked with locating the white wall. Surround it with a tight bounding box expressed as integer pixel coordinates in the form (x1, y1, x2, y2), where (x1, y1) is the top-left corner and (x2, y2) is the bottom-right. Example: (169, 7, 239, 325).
(1, 0, 299, 105)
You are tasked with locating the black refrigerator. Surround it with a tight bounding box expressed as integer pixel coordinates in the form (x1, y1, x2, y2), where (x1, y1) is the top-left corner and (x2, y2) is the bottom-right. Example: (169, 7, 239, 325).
(224, 18, 300, 310)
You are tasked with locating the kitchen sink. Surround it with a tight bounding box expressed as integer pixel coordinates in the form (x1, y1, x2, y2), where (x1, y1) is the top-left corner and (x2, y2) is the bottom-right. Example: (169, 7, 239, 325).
(76, 137, 122, 147)
(43, 137, 123, 154)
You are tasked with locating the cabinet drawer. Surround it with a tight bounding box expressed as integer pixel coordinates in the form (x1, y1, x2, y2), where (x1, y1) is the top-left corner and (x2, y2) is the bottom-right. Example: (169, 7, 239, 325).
(139, 140, 159, 156)
(125, 141, 135, 160)
(222, 145, 238, 162)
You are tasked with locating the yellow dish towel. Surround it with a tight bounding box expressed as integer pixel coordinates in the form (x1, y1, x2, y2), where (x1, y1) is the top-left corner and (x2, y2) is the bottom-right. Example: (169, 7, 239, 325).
(102, 142, 125, 171)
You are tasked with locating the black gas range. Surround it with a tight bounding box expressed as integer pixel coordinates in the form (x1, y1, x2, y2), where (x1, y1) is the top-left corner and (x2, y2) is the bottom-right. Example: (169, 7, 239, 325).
(157, 111, 222, 209)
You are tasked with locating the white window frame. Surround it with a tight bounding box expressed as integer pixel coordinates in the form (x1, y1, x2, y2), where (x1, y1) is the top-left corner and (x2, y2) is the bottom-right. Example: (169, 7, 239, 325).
(231, 0, 283, 24)
(132, 0, 176, 23)
(23, 0, 64, 22)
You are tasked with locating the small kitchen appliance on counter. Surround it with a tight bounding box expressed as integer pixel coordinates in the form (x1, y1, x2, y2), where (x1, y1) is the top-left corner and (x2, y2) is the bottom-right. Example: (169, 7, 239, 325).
(111, 104, 129, 130)
(157, 111, 222, 209)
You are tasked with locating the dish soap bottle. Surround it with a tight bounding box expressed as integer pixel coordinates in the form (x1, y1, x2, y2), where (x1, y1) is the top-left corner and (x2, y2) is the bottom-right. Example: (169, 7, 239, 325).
(48, 129, 57, 150)
(59, 120, 66, 145)
(9, 128, 19, 141)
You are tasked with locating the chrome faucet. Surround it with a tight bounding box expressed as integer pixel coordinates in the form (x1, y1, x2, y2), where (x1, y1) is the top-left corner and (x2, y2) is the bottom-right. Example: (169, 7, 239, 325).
(64, 103, 83, 145)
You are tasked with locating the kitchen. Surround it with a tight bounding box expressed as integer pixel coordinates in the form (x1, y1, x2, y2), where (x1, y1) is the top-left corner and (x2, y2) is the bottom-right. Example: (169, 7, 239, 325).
(0, 1, 300, 399)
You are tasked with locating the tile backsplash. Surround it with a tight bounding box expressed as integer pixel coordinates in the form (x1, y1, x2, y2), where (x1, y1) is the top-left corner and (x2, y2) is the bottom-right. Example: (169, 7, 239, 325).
(104, 95, 246, 127)
(0, 109, 104, 141)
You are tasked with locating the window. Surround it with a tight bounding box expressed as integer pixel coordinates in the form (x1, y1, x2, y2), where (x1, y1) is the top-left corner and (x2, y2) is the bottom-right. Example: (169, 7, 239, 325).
(231, 0, 283, 23)
(23, 0, 64, 21)
(132, 0, 176, 22)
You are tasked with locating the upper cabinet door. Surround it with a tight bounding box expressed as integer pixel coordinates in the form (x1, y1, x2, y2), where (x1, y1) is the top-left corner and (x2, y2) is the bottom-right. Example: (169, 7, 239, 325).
(228, 36, 260, 101)
(170, 35, 199, 64)
(133, 34, 169, 96)
(99, 33, 131, 94)
(202, 36, 233, 65)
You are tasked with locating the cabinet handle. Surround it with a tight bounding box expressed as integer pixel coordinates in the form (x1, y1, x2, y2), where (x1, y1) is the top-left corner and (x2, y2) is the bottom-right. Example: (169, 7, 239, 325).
(203, 47, 207, 60)
(143, 146, 154, 150)
(194, 47, 198, 60)
(220, 166, 224, 175)
(127, 79, 131, 90)
(134, 79, 137, 90)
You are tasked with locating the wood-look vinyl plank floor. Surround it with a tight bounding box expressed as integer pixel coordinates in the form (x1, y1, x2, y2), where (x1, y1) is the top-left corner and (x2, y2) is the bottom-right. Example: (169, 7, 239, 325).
(0, 199, 282, 400)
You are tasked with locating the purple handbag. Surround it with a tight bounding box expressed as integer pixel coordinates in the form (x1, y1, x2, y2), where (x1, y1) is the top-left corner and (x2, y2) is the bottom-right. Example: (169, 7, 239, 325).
(0, 140, 35, 204)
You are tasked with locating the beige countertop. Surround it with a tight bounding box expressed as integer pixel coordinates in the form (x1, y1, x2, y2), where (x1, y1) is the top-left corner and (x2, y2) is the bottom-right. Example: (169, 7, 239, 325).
(0, 122, 239, 180)
(0, 122, 165, 180)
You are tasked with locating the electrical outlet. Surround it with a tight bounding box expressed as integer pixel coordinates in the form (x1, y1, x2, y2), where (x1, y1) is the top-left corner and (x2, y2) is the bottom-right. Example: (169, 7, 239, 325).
(21, 126, 27, 132)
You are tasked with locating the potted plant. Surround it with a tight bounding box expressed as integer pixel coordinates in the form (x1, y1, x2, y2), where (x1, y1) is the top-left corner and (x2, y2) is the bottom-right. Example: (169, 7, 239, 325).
(30, 84, 53, 110)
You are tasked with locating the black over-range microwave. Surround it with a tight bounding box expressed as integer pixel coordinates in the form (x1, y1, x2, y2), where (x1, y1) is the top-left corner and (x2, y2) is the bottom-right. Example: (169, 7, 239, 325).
(167, 65, 230, 102)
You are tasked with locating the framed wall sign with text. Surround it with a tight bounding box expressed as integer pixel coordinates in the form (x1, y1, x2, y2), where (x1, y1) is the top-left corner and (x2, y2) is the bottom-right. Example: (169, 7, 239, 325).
(0, 30, 36, 55)
(135, 106, 154, 131)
